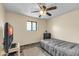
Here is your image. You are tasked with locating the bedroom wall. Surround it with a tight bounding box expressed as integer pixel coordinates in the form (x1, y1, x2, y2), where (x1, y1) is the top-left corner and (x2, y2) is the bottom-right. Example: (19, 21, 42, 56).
(5, 12, 47, 45)
(0, 4, 5, 43)
(47, 9, 79, 43)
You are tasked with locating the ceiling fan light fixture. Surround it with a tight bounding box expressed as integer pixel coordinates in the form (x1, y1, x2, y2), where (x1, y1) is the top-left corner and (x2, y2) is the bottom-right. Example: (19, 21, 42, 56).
(32, 4, 57, 17)
(40, 10, 46, 16)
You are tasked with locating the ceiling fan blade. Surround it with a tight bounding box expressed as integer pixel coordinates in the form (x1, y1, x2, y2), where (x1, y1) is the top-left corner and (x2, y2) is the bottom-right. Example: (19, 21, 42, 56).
(43, 5, 46, 9)
(46, 12, 52, 16)
(39, 15, 41, 17)
(31, 11, 39, 13)
(38, 3, 42, 9)
(46, 6, 57, 11)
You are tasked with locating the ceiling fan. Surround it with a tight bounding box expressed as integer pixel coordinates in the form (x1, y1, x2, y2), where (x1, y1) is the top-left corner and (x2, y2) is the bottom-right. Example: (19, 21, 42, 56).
(31, 4, 57, 17)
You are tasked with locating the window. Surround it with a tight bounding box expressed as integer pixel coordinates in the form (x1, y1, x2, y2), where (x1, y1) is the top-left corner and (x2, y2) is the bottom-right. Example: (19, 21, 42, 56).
(27, 21, 37, 31)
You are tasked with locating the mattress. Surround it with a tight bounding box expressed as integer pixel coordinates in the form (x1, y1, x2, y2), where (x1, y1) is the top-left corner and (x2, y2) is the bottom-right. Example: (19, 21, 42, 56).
(40, 38, 79, 56)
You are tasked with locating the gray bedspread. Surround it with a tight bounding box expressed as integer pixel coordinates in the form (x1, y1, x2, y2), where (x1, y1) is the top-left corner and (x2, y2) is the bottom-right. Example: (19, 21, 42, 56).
(40, 38, 79, 56)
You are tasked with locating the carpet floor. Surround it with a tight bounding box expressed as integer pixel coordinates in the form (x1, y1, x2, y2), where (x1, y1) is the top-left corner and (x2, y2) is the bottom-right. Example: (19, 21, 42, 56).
(21, 47, 50, 56)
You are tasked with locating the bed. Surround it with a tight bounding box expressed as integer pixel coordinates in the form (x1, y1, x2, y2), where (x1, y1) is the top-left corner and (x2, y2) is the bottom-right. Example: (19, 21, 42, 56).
(40, 38, 79, 56)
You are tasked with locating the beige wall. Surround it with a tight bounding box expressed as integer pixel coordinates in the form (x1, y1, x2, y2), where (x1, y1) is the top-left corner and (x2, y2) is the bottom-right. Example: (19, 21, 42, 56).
(47, 9, 79, 43)
(5, 12, 46, 45)
(0, 4, 5, 41)
(5, 5, 79, 45)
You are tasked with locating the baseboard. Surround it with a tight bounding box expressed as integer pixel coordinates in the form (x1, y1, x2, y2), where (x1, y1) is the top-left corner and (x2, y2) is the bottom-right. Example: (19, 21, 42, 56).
(20, 42, 40, 50)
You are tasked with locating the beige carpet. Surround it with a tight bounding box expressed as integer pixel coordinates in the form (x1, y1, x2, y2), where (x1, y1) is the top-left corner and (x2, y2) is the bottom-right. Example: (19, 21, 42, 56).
(22, 47, 48, 56)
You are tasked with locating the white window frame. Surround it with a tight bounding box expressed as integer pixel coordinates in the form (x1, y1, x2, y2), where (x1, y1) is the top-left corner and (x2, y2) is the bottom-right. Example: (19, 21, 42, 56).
(26, 21, 37, 31)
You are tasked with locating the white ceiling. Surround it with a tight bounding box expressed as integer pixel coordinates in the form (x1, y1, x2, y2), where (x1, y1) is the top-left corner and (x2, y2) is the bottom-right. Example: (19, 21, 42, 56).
(3, 3, 79, 20)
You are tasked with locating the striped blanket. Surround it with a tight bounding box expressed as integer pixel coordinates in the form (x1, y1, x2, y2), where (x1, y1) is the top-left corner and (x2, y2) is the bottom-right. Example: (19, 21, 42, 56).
(40, 38, 79, 56)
